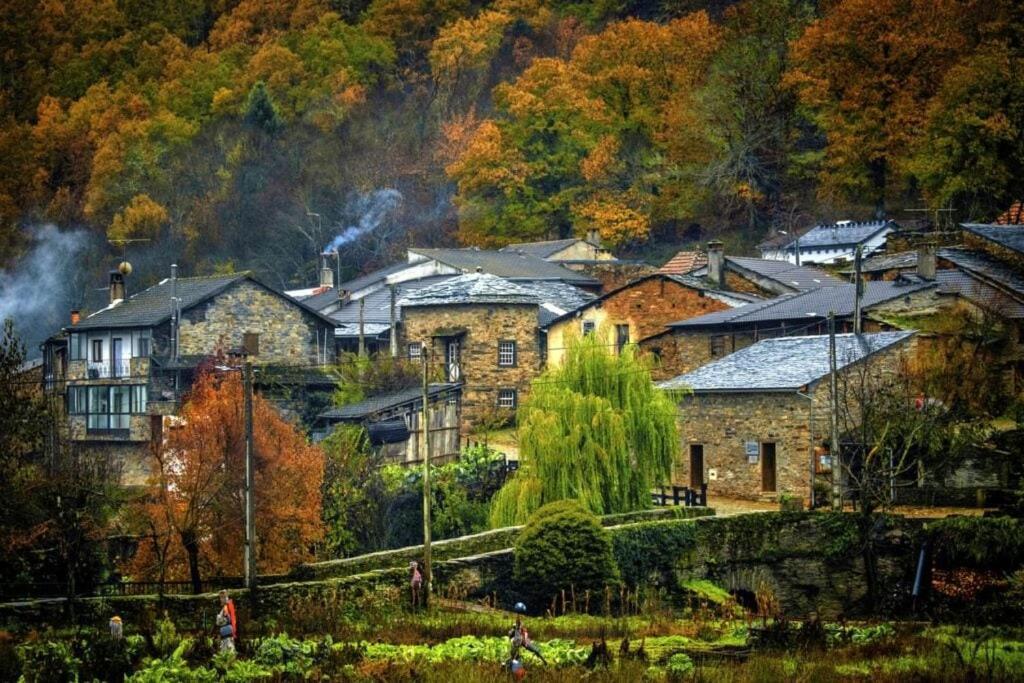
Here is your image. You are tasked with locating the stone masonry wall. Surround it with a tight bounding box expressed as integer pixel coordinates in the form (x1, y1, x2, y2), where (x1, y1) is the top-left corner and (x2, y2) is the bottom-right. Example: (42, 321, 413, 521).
(642, 330, 755, 381)
(178, 280, 333, 365)
(402, 303, 540, 430)
(676, 392, 816, 501)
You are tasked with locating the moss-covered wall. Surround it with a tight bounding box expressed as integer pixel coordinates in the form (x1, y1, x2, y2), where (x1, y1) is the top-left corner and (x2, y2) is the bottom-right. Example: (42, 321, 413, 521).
(0, 511, 927, 632)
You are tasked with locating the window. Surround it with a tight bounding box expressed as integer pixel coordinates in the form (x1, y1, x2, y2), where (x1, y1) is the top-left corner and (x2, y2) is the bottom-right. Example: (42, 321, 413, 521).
(710, 335, 727, 357)
(91, 339, 103, 362)
(497, 389, 517, 409)
(408, 342, 422, 361)
(498, 340, 516, 367)
(137, 337, 150, 358)
(68, 385, 147, 432)
(615, 324, 630, 354)
(69, 333, 83, 360)
(582, 320, 596, 336)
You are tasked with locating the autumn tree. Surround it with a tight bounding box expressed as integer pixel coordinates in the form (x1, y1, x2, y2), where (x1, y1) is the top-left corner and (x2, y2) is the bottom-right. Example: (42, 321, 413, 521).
(128, 367, 324, 591)
(786, 0, 975, 215)
(448, 14, 722, 249)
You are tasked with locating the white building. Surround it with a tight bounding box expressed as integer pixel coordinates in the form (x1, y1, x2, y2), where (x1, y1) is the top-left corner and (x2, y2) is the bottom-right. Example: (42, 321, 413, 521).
(760, 220, 896, 265)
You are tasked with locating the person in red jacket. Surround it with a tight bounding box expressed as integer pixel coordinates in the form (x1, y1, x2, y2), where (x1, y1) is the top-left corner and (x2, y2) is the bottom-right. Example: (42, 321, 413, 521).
(218, 590, 237, 653)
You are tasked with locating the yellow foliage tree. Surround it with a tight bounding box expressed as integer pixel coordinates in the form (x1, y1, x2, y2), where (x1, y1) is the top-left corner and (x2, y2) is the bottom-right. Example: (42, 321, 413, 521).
(108, 194, 169, 241)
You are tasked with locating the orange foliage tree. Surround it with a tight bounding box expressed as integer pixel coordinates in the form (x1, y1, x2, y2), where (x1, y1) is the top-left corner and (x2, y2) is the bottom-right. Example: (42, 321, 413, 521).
(127, 368, 323, 590)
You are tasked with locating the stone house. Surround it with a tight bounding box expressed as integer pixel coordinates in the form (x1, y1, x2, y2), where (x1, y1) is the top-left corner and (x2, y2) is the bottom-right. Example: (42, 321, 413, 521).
(759, 219, 896, 265)
(542, 273, 757, 368)
(689, 241, 845, 298)
(641, 276, 940, 381)
(315, 383, 462, 466)
(55, 268, 337, 484)
(399, 273, 546, 430)
(659, 331, 915, 502)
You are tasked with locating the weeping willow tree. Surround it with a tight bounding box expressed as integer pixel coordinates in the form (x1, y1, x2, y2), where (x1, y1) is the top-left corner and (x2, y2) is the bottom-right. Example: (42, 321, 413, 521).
(489, 329, 681, 527)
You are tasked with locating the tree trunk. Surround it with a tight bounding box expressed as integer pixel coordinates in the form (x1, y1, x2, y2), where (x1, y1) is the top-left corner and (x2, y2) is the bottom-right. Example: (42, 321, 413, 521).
(182, 530, 202, 594)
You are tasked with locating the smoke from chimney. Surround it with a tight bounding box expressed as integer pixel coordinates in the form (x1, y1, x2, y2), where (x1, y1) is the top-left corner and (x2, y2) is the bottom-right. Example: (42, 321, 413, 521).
(324, 189, 403, 254)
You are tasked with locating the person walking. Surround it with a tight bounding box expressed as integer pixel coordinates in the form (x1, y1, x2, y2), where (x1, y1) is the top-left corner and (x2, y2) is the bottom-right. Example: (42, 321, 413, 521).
(410, 561, 423, 608)
(217, 590, 237, 654)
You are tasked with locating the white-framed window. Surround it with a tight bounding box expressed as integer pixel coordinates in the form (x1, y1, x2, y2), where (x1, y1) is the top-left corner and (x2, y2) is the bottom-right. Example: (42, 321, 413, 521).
(582, 320, 596, 336)
(497, 388, 517, 409)
(408, 342, 423, 361)
(91, 339, 103, 362)
(498, 340, 516, 367)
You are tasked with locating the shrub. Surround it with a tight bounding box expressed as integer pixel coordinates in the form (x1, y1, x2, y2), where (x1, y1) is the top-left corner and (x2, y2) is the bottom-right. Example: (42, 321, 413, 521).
(513, 500, 619, 611)
(666, 653, 695, 680)
(17, 641, 80, 683)
(928, 517, 1024, 570)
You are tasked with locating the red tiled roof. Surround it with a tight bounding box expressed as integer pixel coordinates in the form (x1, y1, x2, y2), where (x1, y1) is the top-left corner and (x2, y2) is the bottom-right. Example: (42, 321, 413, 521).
(995, 200, 1024, 225)
(659, 250, 707, 275)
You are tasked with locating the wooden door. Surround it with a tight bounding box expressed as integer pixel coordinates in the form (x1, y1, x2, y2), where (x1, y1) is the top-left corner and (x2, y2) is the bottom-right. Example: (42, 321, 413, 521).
(689, 444, 704, 489)
(761, 442, 777, 492)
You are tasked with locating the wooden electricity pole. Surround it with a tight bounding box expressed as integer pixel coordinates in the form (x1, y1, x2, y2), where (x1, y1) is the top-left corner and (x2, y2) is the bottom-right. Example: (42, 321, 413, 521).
(243, 360, 257, 590)
(828, 312, 842, 511)
(420, 348, 433, 607)
(853, 245, 864, 335)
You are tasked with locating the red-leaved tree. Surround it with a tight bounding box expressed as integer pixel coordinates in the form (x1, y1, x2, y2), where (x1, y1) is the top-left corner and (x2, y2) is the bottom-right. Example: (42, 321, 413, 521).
(127, 368, 323, 591)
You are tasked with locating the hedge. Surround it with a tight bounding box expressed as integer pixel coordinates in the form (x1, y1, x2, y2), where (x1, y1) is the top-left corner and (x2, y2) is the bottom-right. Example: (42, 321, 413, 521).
(294, 506, 714, 581)
(927, 516, 1024, 569)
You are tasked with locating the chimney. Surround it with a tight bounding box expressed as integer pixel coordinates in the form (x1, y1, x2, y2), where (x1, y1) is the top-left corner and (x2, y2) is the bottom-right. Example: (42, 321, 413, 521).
(707, 240, 726, 289)
(109, 270, 125, 304)
(319, 254, 334, 289)
(585, 229, 602, 248)
(70, 309, 80, 326)
(917, 242, 937, 280)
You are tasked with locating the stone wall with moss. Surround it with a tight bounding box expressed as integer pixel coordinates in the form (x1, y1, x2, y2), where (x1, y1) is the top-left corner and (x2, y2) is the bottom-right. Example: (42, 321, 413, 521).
(0, 511, 928, 631)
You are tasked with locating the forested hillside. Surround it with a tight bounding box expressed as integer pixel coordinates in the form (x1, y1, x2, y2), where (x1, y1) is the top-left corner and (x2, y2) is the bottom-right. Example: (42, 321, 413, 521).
(1, 0, 1022, 345)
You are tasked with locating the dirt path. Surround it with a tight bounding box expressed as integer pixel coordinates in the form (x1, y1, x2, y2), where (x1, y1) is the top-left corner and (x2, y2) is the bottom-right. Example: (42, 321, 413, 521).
(708, 496, 993, 518)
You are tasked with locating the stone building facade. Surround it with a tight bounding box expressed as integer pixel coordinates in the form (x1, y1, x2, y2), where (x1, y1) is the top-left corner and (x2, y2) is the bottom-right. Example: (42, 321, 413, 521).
(544, 274, 751, 368)
(59, 271, 337, 485)
(663, 332, 915, 503)
(399, 273, 544, 430)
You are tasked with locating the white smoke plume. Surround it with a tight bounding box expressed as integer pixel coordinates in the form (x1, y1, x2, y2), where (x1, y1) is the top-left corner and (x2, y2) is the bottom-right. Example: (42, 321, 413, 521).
(0, 224, 90, 354)
(324, 188, 403, 253)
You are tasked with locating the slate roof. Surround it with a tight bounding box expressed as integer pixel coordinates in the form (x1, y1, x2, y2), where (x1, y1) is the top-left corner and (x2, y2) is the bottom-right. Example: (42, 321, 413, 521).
(399, 272, 540, 307)
(669, 280, 935, 330)
(726, 256, 846, 290)
(659, 331, 915, 393)
(936, 247, 1024, 318)
(409, 247, 600, 285)
(72, 273, 249, 330)
(330, 276, 454, 325)
(659, 251, 707, 275)
(781, 220, 895, 249)
(500, 238, 584, 259)
(962, 224, 1024, 255)
(319, 383, 460, 421)
(841, 250, 919, 274)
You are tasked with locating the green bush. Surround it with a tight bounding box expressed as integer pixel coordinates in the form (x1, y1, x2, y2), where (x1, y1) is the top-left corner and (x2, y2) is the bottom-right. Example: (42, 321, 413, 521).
(666, 653, 695, 680)
(17, 640, 80, 683)
(513, 500, 619, 611)
(928, 517, 1024, 569)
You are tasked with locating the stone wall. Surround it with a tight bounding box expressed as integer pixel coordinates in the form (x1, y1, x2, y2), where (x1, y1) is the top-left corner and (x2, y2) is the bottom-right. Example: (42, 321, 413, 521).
(178, 280, 334, 366)
(642, 330, 755, 381)
(402, 303, 540, 429)
(724, 270, 776, 297)
(567, 261, 658, 292)
(0, 512, 927, 630)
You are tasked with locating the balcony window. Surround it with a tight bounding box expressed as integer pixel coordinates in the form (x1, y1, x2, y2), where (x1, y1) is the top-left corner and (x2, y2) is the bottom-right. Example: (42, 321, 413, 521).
(68, 385, 147, 432)
(91, 339, 103, 362)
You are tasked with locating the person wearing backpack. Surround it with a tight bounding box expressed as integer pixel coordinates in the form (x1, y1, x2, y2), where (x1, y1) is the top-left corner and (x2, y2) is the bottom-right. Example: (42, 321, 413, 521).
(217, 590, 237, 653)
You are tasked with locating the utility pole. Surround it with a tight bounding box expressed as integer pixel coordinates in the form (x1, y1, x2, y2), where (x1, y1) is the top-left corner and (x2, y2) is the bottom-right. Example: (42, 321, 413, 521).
(420, 348, 433, 608)
(853, 245, 864, 335)
(828, 312, 842, 511)
(389, 284, 398, 358)
(357, 297, 366, 358)
(243, 361, 257, 591)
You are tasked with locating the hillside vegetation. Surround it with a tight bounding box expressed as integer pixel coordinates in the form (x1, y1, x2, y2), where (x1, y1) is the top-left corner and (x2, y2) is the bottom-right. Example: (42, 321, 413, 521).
(1, 0, 1022, 289)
